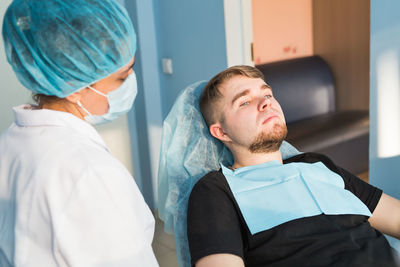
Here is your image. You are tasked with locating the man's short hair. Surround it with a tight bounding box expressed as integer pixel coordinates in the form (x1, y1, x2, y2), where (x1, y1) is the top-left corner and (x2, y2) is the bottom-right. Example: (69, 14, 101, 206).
(200, 65, 265, 127)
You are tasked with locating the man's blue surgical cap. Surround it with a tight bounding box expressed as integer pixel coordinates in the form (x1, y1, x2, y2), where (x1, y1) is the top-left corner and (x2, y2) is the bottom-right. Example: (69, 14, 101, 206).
(2, 0, 136, 97)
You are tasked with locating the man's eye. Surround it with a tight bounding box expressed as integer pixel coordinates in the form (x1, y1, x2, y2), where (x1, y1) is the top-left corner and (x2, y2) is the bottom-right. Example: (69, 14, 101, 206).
(265, 94, 272, 99)
(240, 101, 249, 107)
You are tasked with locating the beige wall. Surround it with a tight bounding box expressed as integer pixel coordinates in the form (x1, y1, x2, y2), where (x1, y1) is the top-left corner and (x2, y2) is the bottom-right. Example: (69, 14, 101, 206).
(252, 0, 313, 64)
(313, 0, 370, 111)
(252, 0, 369, 110)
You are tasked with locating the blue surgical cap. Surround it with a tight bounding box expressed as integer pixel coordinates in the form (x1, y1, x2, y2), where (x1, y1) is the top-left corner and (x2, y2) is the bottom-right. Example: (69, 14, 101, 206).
(158, 81, 300, 267)
(2, 0, 136, 98)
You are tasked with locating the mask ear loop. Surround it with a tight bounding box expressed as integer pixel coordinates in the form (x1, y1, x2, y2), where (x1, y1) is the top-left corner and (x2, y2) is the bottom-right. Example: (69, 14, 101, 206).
(87, 86, 108, 98)
(77, 100, 92, 116)
(76, 85, 108, 116)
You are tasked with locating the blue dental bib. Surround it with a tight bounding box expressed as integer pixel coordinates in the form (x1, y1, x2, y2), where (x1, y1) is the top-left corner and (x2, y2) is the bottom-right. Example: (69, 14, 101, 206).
(221, 161, 372, 235)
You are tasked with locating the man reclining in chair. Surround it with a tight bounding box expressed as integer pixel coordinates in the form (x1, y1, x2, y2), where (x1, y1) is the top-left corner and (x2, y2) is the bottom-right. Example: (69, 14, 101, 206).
(187, 65, 400, 267)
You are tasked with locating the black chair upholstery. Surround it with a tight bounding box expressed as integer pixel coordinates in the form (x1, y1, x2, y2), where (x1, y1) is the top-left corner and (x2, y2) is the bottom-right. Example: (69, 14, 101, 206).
(257, 56, 369, 174)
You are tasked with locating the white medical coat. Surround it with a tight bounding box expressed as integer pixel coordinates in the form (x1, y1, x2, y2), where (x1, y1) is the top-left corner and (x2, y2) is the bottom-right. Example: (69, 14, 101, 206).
(0, 105, 159, 267)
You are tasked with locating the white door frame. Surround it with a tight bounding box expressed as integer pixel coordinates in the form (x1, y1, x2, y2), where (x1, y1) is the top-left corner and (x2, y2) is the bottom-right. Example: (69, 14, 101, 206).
(223, 0, 254, 67)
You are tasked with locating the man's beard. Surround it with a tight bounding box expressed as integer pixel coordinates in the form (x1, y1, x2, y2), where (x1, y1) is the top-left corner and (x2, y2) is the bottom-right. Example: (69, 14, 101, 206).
(248, 122, 288, 153)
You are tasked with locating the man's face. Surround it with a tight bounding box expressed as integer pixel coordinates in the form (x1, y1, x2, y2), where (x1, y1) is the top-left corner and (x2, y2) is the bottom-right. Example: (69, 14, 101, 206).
(214, 75, 287, 153)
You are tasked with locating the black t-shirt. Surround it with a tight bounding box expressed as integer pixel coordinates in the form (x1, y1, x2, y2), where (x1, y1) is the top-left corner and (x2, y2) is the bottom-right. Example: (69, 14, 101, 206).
(187, 153, 398, 267)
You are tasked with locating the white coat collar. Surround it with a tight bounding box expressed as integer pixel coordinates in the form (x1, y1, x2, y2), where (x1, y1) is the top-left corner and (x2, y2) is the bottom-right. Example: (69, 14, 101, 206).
(13, 104, 109, 150)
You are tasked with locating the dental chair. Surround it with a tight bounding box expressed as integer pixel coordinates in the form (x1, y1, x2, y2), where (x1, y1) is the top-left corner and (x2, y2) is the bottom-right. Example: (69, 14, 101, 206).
(256, 56, 369, 175)
(157, 81, 300, 267)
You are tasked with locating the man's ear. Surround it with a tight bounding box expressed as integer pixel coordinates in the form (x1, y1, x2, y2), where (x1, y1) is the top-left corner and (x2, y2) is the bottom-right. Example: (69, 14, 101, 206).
(209, 123, 232, 142)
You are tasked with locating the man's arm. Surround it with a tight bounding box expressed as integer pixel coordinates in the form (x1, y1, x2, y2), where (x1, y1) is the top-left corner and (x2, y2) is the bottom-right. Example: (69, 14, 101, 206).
(187, 172, 245, 267)
(332, 164, 400, 239)
(368, 193, 400, 239)
(195, 254, 244, 267)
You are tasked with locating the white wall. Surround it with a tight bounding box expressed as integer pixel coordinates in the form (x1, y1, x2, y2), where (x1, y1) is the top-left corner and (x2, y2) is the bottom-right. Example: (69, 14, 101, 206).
(370, 0, 400, 200)
(0, 0, 133, 174)
(0, 0, 31, 132)
(94, 116, 133, 174)
(370, 0, 400, 251)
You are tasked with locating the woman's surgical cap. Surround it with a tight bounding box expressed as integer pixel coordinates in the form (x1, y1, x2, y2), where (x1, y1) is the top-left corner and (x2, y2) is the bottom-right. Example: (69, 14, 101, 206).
(2, 0, 136, 98)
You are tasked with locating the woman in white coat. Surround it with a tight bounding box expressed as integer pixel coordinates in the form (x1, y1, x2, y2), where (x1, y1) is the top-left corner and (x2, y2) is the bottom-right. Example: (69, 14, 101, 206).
(0, 0, 158, 266)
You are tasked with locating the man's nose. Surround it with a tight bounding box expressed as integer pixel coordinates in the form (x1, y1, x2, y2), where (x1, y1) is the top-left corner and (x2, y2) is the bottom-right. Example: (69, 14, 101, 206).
(258, 96, 271, 111)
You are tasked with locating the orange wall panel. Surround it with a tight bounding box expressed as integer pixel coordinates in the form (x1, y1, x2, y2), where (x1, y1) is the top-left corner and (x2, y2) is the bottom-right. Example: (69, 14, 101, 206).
(252, 0, 313, 64)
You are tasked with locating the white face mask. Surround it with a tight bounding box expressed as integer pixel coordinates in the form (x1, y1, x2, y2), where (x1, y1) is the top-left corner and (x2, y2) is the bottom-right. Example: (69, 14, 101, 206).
(77, 72, 138, 125)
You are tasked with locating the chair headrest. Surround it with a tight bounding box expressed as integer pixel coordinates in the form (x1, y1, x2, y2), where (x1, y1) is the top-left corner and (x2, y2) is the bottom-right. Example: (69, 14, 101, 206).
(257, 56, 335, 123)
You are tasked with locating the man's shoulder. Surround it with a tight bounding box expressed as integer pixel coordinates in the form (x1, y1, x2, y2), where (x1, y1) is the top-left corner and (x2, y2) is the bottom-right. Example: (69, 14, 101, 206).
(284, 152, 332, 163)
(285, 152, 338, 170)
(191, 170, 230, 196)
(194, 170, 225, 186)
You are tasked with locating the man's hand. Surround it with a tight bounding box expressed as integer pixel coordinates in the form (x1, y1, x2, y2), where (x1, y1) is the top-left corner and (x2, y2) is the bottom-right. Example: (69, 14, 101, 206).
(369, 193, 400, 239)
(195, 253, 245, 267)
